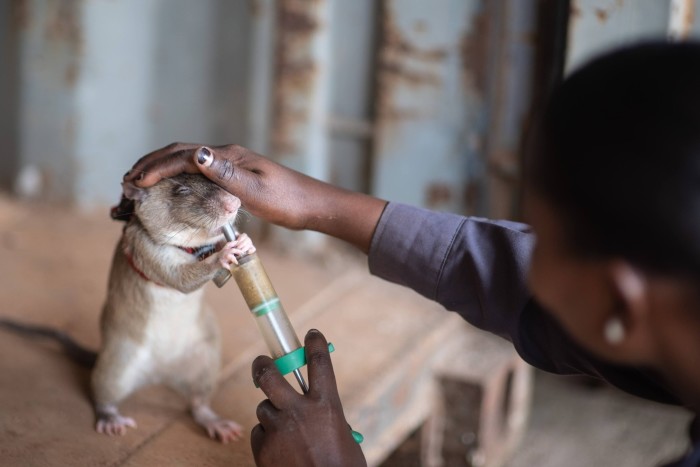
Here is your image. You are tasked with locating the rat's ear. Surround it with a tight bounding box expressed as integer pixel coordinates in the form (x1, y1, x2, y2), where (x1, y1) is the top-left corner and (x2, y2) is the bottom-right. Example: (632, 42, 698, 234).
(112, 182, 146, 222)
(110, 195, 135, 222)
(122, 181, 146, 201)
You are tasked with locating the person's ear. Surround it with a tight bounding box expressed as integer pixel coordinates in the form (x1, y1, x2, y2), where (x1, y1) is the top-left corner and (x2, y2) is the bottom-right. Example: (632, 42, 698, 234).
(604, 260, 657, 363)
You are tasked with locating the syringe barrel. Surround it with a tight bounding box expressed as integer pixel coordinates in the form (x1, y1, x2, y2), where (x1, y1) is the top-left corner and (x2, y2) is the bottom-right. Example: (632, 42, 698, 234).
(230, 253, 302, 359)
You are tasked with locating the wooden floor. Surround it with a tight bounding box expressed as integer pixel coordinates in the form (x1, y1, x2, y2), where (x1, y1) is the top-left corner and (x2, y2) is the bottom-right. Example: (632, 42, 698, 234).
(0, 196, 691, 467)
(0, 197, 471, 466)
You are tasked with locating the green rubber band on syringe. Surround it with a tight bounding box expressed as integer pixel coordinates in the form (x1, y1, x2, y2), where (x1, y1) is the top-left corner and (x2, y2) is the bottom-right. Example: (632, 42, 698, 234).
(253, 343, 363, 444)
(272, 344, 364, 444)
(250, 297, 281, 317)
(254, 343, 335, 385)
(274, 342, 336, 375)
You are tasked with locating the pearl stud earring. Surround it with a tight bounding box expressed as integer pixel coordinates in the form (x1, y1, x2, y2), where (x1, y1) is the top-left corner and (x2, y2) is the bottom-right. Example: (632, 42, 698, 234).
(604, 317, 625, 345)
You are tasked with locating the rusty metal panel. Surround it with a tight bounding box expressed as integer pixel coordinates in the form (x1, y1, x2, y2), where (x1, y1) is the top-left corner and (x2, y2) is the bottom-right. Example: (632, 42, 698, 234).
(669, 0, 696, 39)
(0, 1, 20, 192)
(6, 0, 257, 208)
(15, 0, 82, 203)
(248, 0, 276, 155)
(271, 0, 331, 182)
(692, 0, 700, 35)
(264, 0, 333, 248)
(484, 0, 539, 220)
(567, 0, 673, 72)
(371, 0, 490, 214)
(328, 0, 378, 192)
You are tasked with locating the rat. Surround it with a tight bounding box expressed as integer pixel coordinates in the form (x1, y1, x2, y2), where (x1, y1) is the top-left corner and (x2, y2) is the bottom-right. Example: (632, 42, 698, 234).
(1, 173, 254, 443)
(94, 173, 256, 442)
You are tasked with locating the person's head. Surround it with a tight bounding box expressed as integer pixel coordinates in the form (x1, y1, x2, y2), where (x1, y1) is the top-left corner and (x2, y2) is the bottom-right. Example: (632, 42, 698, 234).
(524, 42, 700, 376)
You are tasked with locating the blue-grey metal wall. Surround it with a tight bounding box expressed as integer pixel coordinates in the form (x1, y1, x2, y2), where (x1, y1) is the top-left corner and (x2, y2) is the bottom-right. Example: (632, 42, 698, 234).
(1, 0, 252, 208)
(1, 0, 699, 222)
(371, 0, 491, 215)
(262, 0, 542, 221)
(567, 0, 698, 73)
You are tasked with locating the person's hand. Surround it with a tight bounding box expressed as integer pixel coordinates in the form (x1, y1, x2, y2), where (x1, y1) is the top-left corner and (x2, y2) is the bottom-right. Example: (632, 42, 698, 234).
(250, 329, 366, 467)
(124, 143, 387, 253)
(124, 143, 326, 231)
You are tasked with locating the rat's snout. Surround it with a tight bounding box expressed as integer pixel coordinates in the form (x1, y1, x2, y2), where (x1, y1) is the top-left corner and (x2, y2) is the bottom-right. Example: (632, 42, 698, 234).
(221, 195, 241, 214)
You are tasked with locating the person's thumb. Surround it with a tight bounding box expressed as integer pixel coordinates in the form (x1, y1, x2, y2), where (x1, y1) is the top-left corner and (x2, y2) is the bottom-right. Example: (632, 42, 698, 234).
(193, 146, 237, 188)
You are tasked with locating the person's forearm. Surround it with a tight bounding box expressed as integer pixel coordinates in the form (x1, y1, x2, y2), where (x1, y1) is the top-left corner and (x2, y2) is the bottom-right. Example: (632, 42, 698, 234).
(303, 182, 387, 254)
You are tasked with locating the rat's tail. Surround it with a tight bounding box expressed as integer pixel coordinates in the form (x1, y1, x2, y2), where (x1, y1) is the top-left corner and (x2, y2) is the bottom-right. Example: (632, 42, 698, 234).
(0, 318, 98, 368)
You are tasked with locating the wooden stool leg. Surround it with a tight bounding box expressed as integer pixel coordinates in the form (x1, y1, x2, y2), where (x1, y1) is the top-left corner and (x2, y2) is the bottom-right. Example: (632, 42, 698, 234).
(423, 333, 533, 467)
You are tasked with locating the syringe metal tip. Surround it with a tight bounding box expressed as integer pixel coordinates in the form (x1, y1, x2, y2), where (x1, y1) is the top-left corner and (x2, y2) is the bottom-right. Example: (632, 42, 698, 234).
(213, 223, 239, 288)
(293, 369, 309, 394)
(221, 223, 238, 242)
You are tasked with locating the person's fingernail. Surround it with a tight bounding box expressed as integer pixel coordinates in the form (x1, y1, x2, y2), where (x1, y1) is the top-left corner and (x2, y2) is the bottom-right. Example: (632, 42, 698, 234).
(308, 329, 320, 335)
(253, 364, 268, 380)
(197, 147, 213, 167)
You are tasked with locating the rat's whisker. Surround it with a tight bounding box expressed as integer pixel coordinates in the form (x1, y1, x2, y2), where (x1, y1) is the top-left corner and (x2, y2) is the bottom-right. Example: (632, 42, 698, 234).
(237, 209, 252, 222)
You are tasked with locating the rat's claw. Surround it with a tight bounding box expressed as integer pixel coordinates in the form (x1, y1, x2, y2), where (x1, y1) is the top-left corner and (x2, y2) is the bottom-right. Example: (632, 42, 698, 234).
(230, 233, 256, 255)
(96, 414, 137, 436)
(219, 252, 240, 269)
(204, 419, 243, 444)
(217, 234, 256, 269)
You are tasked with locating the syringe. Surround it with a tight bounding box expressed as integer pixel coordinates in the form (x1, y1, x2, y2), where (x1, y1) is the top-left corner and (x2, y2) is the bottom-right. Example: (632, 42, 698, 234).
(216, 223, 309, 392)
(213, 224, 363, 444)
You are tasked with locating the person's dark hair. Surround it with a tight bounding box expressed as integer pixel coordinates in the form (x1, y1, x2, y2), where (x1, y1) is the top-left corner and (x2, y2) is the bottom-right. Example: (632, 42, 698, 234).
(526, 41, 700, 277)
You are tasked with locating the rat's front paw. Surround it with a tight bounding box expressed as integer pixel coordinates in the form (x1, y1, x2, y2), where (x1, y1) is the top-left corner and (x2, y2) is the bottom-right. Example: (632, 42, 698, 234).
(96, 413, 137, 436)
(217, 233, 256, 269)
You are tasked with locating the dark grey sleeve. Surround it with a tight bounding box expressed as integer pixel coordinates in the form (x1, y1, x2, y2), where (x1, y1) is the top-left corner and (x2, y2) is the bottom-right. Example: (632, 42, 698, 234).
(368, 203, 681, 406)
(368, 202, 534, 342)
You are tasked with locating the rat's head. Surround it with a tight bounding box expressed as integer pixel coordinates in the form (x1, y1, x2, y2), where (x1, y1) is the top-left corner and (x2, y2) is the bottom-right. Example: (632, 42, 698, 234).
(120, 174, 241, 246)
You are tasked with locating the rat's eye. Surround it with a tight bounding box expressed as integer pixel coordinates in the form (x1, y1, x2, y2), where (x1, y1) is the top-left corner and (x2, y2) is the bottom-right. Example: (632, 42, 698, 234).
(172, 185, 191, 196)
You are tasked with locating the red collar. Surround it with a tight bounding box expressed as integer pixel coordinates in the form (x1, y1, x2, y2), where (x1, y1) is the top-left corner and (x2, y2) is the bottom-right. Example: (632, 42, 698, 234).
(177, 244, 217, 261)
(123, 247, 166, 287)
(122, 241, 217, 287)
